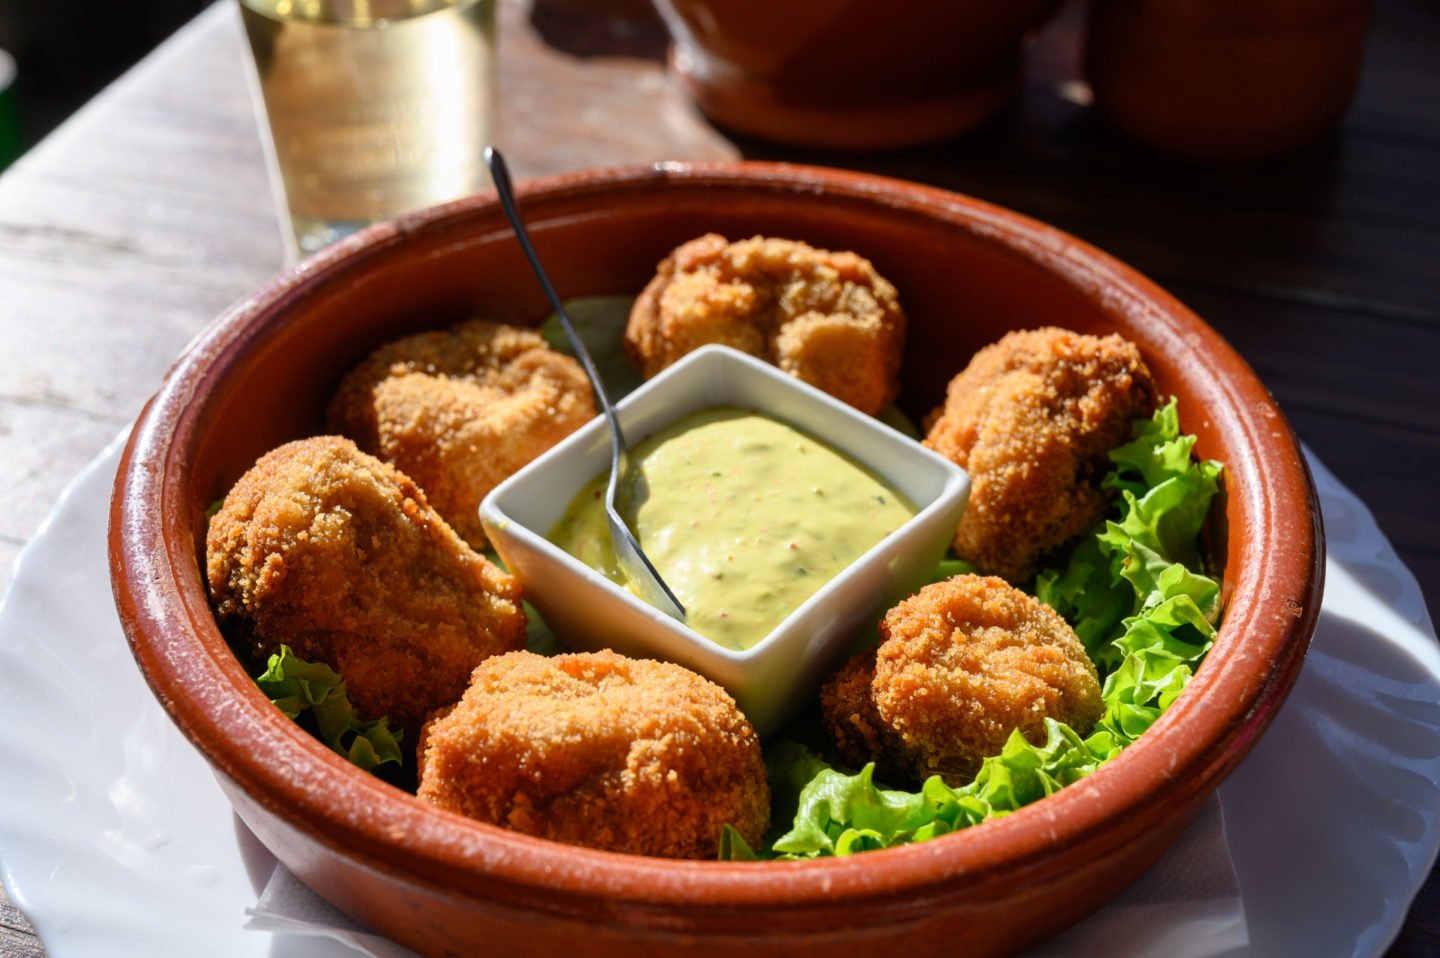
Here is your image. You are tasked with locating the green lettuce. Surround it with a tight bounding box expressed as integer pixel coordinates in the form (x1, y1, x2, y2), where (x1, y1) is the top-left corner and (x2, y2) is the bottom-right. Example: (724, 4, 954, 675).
(255, 646, 403, 773)
(1034, 535, 1131, 668)
(877, 405, 922, 440)
(485, 550, 566, 656)
(926, 553, 977, 585)
(763, 721, 1115, 858)
(727, 400, 1222, 859)
(540, 295, 646, 402)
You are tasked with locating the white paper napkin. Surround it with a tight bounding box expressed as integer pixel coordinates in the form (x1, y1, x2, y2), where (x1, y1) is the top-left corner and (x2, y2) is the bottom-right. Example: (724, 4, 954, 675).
(1032, 795, 1247, 957)
(245, 792, 1246, 957)
(246, 868, 420, 958)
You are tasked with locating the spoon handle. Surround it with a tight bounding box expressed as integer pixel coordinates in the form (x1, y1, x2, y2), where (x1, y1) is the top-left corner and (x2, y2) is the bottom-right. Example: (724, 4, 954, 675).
(484, 147, 686, 621)
(484, 147, 621, 427)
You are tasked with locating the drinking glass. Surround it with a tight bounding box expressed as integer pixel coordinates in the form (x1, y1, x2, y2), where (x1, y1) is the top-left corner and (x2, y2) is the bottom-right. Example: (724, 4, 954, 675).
(239, 0, 496, 257)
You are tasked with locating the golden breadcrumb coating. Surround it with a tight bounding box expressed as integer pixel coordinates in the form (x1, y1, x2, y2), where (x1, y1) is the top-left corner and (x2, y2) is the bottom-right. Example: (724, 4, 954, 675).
(206, 436, 526, 732)
(822, 576, 1102, 786)
(819, 648, 914, 787)
(327, 320, 596, 550)
(626, 234, 906, 415)
(416, 650, 770, 859)
(924, 327, 1156, 583)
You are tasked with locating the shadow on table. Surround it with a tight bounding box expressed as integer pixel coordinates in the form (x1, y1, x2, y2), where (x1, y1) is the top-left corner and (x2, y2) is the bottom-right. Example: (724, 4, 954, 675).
(528, 0, 667, 62)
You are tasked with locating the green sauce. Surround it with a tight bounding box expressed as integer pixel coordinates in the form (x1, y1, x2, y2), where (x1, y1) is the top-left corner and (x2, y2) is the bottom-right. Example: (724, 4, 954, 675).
(548, 408, 917, 650)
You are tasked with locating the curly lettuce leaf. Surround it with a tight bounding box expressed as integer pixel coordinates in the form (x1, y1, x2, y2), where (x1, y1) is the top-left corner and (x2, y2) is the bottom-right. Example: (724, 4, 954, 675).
(718, 825, 761, 861)
(1105, 400, 1197, 493)
(754, 721, 1115, 859)
(539, 295, 646, 402)
(1038, 399, 1220, 651)
(724, 400, 1224, 860)
(1095, 563, 1218, 743)
(926, 553, 977, 586)
(484, 550, 566, 655)
(1034, 535, 1131, 669)
(1102, 400, 1222, 578)
(772, 761, 933, 855)
(255, 646, 403, 773)
(877, 405, 922, 439)
(966, 720, 1111, 810)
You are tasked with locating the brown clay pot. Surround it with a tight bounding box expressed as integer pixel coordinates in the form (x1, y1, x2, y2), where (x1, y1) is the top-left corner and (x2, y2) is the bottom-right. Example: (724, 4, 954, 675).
(1086, 0, 1370, 161)
(651, 0, 1063, 150)
(110, 162, 1323, 957)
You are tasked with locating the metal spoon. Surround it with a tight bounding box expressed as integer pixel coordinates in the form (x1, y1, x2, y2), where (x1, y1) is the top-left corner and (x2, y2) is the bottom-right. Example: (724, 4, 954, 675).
(484, 147, 686, 622)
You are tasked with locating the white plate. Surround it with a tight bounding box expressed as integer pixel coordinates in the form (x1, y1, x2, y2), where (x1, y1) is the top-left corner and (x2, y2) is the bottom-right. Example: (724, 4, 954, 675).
(0, 436, 1436, 958)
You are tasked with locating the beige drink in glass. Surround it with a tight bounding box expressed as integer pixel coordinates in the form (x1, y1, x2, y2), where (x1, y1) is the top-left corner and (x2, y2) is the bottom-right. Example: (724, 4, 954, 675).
(240, 0, 495, 256)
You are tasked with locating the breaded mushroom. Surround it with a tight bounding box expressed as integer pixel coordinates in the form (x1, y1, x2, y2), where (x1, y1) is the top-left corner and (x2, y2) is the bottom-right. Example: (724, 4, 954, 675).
(206, 436, 527, 732)
(819, 649, 913, 786)
(924, 327, 1156, 583)
(417, 650, 770, 859)
(327, 320, 596, 549)
(626, 234, 906, 415)
(822, 575, 1102, 786)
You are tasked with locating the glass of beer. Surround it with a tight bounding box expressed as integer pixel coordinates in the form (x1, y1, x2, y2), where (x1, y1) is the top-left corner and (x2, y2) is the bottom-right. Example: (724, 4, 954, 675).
(239, 0, 496, 257)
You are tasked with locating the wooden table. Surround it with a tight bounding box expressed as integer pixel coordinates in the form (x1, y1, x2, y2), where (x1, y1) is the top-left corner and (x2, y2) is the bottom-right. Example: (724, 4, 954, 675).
(0, 1, 1435, 955)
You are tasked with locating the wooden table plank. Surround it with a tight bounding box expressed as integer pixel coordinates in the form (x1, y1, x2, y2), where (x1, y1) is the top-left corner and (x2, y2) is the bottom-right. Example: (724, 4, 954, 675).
(1166, 282, 1440, 433)
(0, 930, 44, 958)
(0, 2, 283, 592)
(0, 888, 35, 936)
(0, 886, 41, 958)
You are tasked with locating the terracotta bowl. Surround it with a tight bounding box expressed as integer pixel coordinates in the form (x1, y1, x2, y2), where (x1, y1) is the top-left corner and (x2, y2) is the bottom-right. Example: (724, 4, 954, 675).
(109, 162, 1323, 957)
(651, 0, 1062, 151)
(1085, 0, 1369, 161)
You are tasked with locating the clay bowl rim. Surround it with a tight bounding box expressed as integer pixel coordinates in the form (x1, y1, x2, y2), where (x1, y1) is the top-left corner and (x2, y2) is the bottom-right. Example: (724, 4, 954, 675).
(109, 160, 1322, 920)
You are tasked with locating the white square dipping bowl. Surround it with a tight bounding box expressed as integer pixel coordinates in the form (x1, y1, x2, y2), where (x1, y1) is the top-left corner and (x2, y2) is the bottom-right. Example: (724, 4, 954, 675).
(479, 344, 970, 736)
